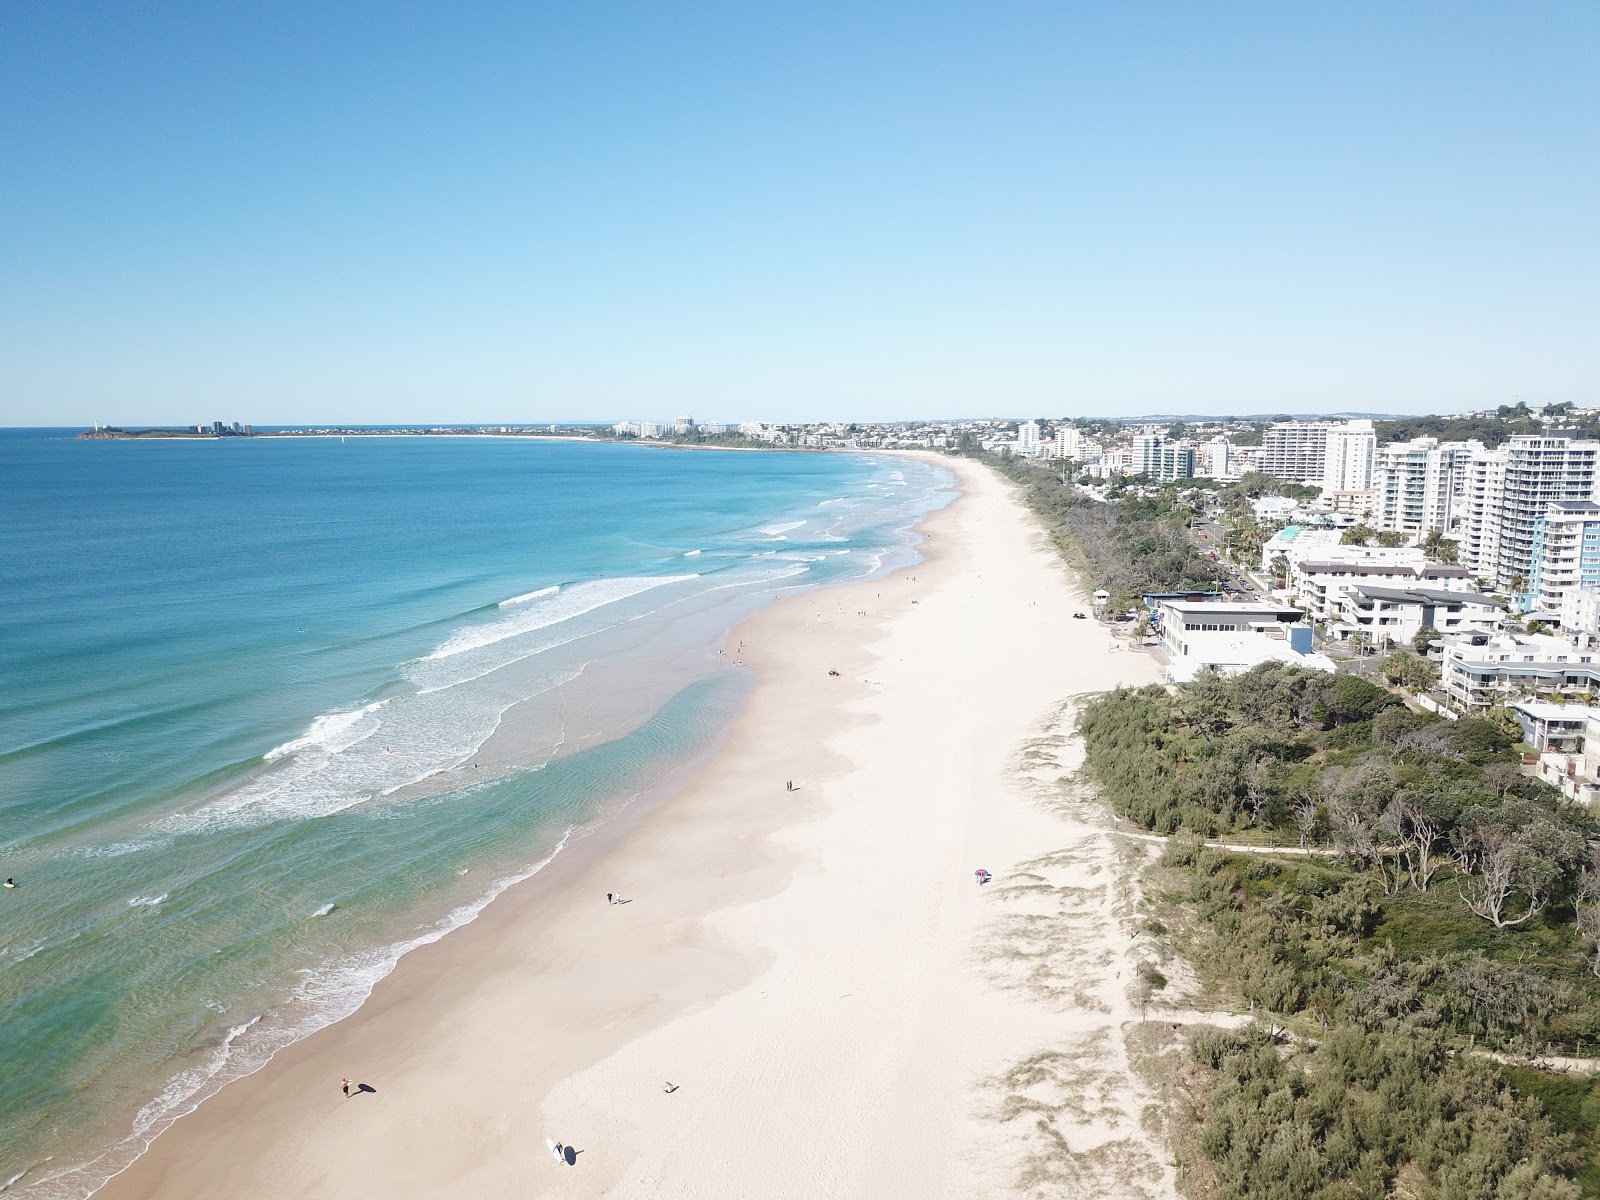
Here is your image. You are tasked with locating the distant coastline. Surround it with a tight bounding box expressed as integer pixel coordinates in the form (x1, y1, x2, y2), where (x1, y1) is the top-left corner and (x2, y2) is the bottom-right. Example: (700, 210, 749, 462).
(75, 426, 846, 453)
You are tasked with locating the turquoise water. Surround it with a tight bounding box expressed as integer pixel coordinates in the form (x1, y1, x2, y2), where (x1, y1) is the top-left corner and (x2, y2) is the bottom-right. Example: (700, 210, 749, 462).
(0, 432, 953, 1195)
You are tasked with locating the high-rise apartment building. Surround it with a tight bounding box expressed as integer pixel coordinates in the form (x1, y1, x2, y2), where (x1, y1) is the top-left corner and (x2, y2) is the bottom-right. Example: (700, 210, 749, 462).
(1258, 419, 1374, 487)
(1372, 438, 1481, 535)
(1131, 433, 1164, 476)
(1258, 421, 1329, 482)
(1017, 421, 1041, 456)
(1321, 420, 1376, 492)
(1154, 445, 1195, 482)
(1202, 436, 1234, 480)
(1460, 437, 1600, 596)
(1528, 501, 1600, 616)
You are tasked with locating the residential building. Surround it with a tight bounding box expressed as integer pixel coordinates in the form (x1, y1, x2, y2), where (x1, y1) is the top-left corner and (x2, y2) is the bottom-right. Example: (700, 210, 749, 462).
(1292, 558, 1475, 623)
(1372, 438, 1480, 535)
(1259, 526, 1448, 578)
(1258, 421, 1331, 482)
(1528, 501, 1600, 618)
(1459, 436, 1600, 597)
(1257, 419, 1375, 486)
(1252, 497, 1301, 525)
(1321, 420, 1376, 492)
(1440, 630, 1600, 709)
(1153, 444, 1195, 482)
(1564, 590, 1600, 639)
(1018, 421, 1042, 456)
(1201, 436, 1235, 480)
(1326, 489, 1377, 520)
(1054, 425, 1096, 461)
(1511, 701, 1600, 804)
(1327, 585, 1502, 649)
(1129, 432, 1163, 476)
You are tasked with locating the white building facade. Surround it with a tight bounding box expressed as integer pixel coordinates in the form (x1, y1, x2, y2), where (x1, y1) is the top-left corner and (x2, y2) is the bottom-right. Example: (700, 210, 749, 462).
(1321, 420, 1376, 493)
(1460, 437, 1600, 597)
(1528, 501, 1600, 618)
(1372, 438, 1480, 535)
(1441, 631, 1600, 709)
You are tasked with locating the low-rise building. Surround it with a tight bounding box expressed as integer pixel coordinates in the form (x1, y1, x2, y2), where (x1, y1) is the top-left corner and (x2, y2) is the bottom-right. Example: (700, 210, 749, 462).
(1510, 700, 1600, 804)
(1327, 585, 1502, 649)
(1440, 631, 1600, 709)
(1292, 559, 1474, 623)
(1151, 599, 1333, 683)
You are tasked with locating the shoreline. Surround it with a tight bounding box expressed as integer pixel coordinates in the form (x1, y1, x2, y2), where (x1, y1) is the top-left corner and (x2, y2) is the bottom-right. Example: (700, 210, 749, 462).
(87, 454, 1168, 1200)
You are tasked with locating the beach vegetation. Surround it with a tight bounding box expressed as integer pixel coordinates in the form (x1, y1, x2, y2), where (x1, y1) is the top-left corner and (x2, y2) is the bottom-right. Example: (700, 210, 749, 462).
(965, 452, 1228, 606)
(1079, 664, 1600, 1196)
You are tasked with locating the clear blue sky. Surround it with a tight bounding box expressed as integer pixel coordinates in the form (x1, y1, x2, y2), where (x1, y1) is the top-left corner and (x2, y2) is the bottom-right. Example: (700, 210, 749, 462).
(2, 1, 1596, 425)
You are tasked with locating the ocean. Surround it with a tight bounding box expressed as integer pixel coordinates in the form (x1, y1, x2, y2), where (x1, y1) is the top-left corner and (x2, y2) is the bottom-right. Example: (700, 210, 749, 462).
(0, 430, 954, 1195)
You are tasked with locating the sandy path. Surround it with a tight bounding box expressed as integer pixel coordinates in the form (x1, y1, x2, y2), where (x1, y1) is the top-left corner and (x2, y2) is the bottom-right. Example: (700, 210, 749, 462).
(92, 456, 1170, 1200)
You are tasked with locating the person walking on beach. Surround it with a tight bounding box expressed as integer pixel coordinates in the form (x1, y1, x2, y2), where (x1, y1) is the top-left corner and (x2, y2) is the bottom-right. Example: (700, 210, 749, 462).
(341, 1078, 352, 1098)
(606, 892, 615, 905)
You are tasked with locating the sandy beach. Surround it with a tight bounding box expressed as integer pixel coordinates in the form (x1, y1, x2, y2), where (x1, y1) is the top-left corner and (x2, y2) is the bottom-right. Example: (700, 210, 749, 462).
(94, 455, 1169, 1200)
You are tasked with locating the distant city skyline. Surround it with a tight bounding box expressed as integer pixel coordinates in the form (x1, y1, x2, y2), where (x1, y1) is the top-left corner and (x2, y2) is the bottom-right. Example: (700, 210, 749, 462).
(2, 2, 1596, 426)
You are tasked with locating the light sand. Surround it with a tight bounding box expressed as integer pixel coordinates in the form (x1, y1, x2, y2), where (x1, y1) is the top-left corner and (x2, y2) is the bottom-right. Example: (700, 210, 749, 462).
(94, 456, 1170, 1200)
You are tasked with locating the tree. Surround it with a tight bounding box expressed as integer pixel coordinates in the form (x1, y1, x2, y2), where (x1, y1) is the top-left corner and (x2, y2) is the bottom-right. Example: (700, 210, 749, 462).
(1384, 648, 1438, 692)
(1381, 792, 1454, 891)
(1341, 524, 1377, 546)
(1376, 530, 1405, 548)
(1269, 552, 1290, 588)
(1452, 802, 1583, 927)
(1412, 625, 1442, 655)
(1577, 869, 1600, 979)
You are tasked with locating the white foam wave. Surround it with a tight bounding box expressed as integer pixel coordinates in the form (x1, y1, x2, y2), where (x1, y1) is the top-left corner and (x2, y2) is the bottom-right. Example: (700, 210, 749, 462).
(311, 903, 334, 918)
(499, 585, 559, 607)
(683, 549, 702, 557)
(760, 520, 806, 536)
(127, 894, 167, 908)
(426, 575, 697, 662)
(1, 940, 46, 965)
(149, 666, 583, 838)
(22, 833, 576, 1200)
(263, 703, 385, 762)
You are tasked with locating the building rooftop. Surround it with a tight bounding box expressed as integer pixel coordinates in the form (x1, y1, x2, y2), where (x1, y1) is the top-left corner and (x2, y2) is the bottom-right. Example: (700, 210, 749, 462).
(1349, 585, 1502, 607)
(1296, 560, 1471, 578)
(1157, 599, 1304, 618)
(1508, 700, 1600, 721)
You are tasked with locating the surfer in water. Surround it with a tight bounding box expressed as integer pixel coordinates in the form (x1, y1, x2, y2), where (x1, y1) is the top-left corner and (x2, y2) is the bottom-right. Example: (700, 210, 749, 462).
(3, 878, 14, 889)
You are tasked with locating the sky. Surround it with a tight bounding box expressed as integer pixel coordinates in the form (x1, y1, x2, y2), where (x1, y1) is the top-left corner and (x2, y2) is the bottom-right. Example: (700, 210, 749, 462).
(1, 2, 1596, 426)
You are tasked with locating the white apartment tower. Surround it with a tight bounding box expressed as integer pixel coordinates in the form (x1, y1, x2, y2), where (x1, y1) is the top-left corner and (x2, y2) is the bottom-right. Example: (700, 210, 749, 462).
(1528, 501, 1600, 617)
(1321, 420, 1376, 492)
(1372, 438, 1481, 535)
(1131, 433, 1164, 476)
(1259, 421, 1331, 482)
(1460, 437, 1600, 596)
(1203, 436, 1234, 480)
(1017, 421, 1041, 455)
(1054, 425, 1083, 460)
(1258, 419, 1374, 486)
